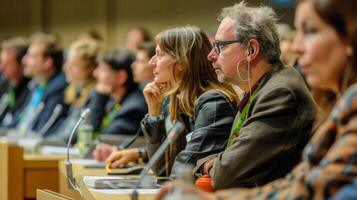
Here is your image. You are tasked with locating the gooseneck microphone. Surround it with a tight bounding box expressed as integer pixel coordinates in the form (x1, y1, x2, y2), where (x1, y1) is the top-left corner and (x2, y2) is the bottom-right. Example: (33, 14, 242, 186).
(131, 121, 186, 200)
(66, 108, 91, 191)
(37, 104, 63, 136)
(17, 102, 45, 136)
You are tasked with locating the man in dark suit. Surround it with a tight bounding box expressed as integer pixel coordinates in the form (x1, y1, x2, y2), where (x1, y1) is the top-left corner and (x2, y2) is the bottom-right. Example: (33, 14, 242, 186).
(18, 33, 68, 137)
(193, 2, 316, 189)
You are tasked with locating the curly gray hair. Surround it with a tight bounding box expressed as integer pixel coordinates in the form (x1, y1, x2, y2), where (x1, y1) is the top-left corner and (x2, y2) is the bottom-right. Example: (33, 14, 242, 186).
(219, 1, 281, 63)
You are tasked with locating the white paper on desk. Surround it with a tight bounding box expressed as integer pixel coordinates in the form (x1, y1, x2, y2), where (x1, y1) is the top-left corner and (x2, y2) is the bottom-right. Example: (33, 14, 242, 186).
(84, 176, 125, 187)
(90, 188, 159, 195)
(83, 176, 157, 189)
(40, 145, 80, 155)
(69, 159, 103, 165)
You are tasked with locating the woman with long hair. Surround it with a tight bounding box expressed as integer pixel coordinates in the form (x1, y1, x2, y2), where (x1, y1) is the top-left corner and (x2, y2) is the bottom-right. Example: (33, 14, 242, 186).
(106, 26, 238, 178)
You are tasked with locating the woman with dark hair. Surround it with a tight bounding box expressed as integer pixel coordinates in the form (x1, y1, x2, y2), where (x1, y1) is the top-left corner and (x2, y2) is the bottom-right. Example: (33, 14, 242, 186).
(106, 26, 238, 178)
(92, 42, 155, 160)
(86, 49, 147, 137)
(156, 0, 357, 199)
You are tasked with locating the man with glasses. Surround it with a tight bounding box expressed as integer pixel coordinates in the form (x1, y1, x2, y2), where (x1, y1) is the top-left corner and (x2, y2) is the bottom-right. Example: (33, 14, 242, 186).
(192, 2, 316, 189)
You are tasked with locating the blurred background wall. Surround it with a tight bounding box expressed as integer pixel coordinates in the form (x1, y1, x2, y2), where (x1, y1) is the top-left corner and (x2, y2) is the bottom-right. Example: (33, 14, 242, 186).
(0, 0, 295, 49)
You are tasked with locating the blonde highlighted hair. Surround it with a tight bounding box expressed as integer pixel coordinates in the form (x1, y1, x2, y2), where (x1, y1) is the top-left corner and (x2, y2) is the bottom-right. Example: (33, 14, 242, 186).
(68, 39, 101, 69)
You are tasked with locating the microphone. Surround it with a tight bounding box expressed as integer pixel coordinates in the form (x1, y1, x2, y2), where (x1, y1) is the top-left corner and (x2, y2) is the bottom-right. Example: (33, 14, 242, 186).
(17, 102, 45, 136)
(0, 94, 9, 117)
(66, 108, 91, 191)
(37, 104, 63, 136)
(131, 121, 186, 200)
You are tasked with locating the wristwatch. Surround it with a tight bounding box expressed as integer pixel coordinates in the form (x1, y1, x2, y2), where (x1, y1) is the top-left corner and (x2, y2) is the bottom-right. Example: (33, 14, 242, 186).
(137, 148, 148, 163)
(146, 113, 165, 121)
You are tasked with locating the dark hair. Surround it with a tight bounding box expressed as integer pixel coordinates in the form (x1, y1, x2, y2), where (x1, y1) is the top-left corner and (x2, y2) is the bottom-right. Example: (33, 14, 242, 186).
(30, 32, 64, 73)
(1, 36, 29, 64)
(137, 41, 155, 58)
(101, 49, 137, 91)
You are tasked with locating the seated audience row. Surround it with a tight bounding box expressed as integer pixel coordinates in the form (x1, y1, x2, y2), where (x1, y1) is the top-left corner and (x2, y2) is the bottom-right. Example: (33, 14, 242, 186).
(156, 0, 357, 199)
(1, 0, 356, 197)
(104, 2, 315, 190)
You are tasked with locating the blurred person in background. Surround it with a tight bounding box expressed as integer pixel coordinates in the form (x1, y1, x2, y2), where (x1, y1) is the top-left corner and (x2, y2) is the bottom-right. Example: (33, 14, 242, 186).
(0, 37, 30, 128)
(131, 41, 155, 89)
(125, 27, 152, 53)
(92, 41, 155, 161)
(85, 49, 147, 140)
(46, 39, 100, 143)
(277, 23, 298, 67)
(16, 33, 68, 137)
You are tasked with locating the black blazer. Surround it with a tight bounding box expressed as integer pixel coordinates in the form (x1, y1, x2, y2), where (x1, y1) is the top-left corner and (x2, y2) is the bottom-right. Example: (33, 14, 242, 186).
(141, 91, 238, 178)
(87, 89, 147, 136)
(0, 78, 31, 127)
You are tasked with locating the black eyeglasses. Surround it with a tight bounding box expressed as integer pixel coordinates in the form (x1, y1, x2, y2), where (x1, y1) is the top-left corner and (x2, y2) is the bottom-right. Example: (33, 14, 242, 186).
(212, 39, 242, 55)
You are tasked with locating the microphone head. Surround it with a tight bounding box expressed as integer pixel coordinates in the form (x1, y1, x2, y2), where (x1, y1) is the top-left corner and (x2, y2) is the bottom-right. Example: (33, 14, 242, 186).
(54, 104, 63, 113)
(37, 102, 45, 111)
(81, 108, 91, 119)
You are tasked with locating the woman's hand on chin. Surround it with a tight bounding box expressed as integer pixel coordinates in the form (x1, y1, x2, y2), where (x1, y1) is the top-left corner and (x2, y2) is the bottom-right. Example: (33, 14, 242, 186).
(144, 81, 170, 116)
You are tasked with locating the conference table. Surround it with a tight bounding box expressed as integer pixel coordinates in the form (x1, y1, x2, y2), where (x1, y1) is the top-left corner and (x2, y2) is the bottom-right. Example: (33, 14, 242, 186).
(0, 139, 158, 200)
(0, 139, 65, 200)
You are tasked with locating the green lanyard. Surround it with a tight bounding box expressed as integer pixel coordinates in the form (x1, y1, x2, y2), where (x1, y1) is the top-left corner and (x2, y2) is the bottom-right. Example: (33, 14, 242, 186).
(99, 103, 121, 133)
(7, 85, 16, 109)
(226, 90, 258, 149)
